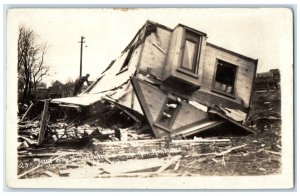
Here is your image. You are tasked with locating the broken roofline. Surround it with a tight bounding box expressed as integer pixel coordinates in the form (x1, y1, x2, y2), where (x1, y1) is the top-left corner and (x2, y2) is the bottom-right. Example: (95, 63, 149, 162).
(119, 20, 257, 62)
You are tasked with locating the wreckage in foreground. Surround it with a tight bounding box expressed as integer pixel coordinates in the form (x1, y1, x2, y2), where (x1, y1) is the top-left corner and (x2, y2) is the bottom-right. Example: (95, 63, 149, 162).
(50, 21, 259, 139)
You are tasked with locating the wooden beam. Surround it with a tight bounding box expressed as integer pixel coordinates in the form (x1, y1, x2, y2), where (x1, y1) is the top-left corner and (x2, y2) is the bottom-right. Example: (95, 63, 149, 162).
(115, 105, 141, 123)
(20, 102, 34, 122)
(38, 100, 50, 146)
(173, 159, 181, 171)
(171, 120, 225, 138)
(152, 43, 166, 55)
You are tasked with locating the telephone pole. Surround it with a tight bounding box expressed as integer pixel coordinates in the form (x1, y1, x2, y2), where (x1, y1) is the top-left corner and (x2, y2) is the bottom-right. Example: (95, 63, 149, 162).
(79, 36, 85, 78)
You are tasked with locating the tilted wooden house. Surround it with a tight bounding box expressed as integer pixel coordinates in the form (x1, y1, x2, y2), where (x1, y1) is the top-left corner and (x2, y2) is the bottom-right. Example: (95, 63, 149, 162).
(52, 21, 259, 138)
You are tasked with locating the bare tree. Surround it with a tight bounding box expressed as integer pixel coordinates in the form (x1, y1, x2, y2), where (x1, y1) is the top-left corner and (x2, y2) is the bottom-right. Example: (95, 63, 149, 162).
(31, 43, 49, 97)
(18, 26, 49, 101)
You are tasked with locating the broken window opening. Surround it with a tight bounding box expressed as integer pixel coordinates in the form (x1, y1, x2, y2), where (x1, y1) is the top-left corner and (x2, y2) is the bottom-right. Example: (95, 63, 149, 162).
(157, 99, 180, 127)
(118, 48, 134, 74)
(181, 30, 200, 73)
(213, 60, 237, 96)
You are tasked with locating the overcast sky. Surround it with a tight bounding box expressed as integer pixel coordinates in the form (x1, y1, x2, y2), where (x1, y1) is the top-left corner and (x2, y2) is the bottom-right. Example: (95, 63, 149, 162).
(8, 8, 293, 86)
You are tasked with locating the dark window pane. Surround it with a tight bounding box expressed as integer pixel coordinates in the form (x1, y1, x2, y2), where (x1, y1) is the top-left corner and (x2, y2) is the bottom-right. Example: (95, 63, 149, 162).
(214, 61, 236, 94)
(120, 48, 133, 72)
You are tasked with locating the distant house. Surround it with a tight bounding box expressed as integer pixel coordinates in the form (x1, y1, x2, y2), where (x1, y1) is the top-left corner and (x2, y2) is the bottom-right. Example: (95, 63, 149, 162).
(48, 80, 63, 98)
(48, 80, 80, 98)
(248, 69, 281, 128)
(35, 87, 49, 99)
(254, 69, 280, 92)
(61, 82, 74, 98)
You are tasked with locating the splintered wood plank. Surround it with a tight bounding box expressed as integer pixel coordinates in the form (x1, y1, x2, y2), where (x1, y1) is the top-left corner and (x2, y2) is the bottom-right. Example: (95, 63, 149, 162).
(173, 159, 181, 171)
(102, 158, 167, 174)
(20, 102, 34, 122)
(38, 100, 50, 146)
(172, 120, 225, 137)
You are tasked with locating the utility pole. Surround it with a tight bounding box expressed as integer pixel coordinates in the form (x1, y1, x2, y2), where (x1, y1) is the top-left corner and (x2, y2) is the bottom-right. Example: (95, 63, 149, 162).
(79, 36, 85, 78)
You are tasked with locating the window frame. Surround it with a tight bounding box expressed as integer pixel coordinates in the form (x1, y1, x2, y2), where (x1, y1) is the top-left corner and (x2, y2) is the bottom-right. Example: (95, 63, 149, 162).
(117, 48, 133, 75)
(177, 29, 202, 76)
(155, 96, 182, 129)
(212, 59, 238, 98)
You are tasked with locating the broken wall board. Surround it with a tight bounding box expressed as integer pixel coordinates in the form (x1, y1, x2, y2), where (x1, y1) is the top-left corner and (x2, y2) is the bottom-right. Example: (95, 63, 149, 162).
(171, 120, 226, 137)
(171, 101, 210, 130)
(107, 82, 143, 114)
(38, 100, 50, 146)
(208, 109, 259, 134)
(192, 89, 248, 113)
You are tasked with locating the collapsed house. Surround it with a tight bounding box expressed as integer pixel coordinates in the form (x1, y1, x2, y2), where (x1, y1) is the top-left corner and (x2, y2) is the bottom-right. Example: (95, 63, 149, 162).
(47, 21, 258, 139)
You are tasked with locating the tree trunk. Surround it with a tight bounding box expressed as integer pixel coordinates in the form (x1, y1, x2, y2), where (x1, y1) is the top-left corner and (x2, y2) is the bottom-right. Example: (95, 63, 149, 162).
(22, 77, 29, 102)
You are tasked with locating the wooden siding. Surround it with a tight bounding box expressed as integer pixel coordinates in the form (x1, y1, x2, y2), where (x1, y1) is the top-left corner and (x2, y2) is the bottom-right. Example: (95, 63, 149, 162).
(171, 102, 209, 130)
(200, 43, 257, 108)
(163, 27, 182, 80)
(139, 27, 172, 79)
(139, 81, 167, 121)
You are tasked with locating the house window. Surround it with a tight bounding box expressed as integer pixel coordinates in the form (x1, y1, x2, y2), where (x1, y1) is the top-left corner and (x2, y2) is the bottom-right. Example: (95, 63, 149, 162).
(213, 60, 237, 95)
(181, 30, 200, 73)
(157, 99, 180, 127)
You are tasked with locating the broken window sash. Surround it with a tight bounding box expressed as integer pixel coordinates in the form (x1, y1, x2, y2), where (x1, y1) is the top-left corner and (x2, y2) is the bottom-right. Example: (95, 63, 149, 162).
(213, 60, 237, 95)
(158, 99, 180, 127)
